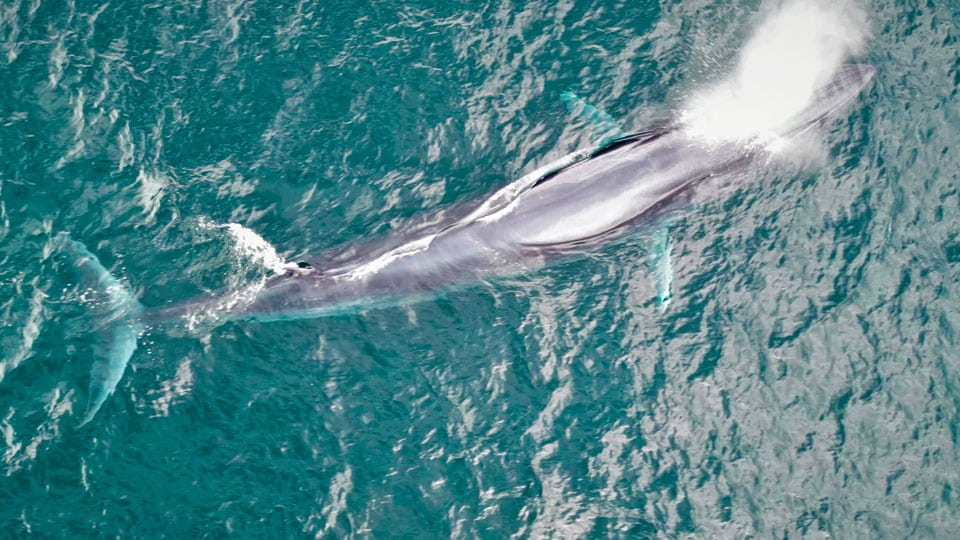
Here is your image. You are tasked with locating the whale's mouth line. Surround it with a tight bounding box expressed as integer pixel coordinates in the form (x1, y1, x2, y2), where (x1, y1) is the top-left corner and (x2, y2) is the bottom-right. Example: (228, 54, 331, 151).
(808, 63, 876, 120)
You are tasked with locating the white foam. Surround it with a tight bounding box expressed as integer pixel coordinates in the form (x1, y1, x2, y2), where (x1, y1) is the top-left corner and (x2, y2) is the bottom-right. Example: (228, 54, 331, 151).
(2, 386, 73, 476)
(680, 0, 868, 147)
(137, 168, 167, 225)
(222, 222, 292, 275)
(149, 356, 194, 418)
(0, 278, 46, 385)
(342, 234, 435, 281)
(182, 220, 297, 328)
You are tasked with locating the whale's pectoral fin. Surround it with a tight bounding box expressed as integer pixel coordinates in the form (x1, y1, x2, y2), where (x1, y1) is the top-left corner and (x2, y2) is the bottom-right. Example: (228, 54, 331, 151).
(561, 91, 625, 147)
(645, 227, 674, 312)
(56, 234, 143, 426)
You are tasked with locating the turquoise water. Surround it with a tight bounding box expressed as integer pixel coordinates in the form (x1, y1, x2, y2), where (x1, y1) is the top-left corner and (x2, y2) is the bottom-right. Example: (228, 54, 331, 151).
(2, 0, 959, 537)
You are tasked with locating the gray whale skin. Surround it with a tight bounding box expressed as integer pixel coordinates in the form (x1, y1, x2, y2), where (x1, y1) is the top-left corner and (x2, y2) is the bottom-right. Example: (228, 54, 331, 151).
(60, 64, 875, 424)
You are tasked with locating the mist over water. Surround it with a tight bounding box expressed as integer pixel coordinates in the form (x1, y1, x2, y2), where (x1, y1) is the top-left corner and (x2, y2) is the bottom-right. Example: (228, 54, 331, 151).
(680, 0, 868, 147)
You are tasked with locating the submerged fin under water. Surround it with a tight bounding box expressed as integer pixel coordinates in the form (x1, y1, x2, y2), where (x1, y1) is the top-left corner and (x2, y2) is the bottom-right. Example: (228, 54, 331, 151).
(57, 63, 875, 425)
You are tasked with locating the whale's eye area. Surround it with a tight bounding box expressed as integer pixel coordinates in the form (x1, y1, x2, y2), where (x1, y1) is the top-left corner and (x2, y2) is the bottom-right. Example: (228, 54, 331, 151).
(297, 261, 312, 269)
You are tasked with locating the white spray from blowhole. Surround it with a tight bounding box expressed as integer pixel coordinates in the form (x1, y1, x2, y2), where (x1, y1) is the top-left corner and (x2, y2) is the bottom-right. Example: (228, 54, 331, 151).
(680, 0, 868, 151)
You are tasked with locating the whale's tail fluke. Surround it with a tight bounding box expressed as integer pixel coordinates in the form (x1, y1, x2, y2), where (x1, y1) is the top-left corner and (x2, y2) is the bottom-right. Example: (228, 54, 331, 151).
(56, 234, 143, 426)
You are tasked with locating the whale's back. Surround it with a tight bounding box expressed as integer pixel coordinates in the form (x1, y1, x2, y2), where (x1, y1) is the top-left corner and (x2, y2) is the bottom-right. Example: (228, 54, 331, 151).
(485, 131, 731, 247)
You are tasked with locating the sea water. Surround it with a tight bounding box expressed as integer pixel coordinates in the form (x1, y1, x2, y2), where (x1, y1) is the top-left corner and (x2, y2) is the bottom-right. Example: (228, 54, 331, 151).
(1, 0, 959, 537)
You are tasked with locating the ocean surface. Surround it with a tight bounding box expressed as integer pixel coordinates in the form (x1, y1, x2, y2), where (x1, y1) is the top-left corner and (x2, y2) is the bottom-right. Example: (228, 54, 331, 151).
(1, 0, 959, 537)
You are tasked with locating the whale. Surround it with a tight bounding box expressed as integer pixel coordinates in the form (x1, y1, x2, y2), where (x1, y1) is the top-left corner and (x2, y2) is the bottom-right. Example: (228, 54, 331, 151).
(58, 64, 875, 424)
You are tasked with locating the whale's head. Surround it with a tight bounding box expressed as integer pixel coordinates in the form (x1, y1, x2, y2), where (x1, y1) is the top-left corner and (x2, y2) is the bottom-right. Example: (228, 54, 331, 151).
(680, 63, 875, 148)
(786, 63, 875, 136)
